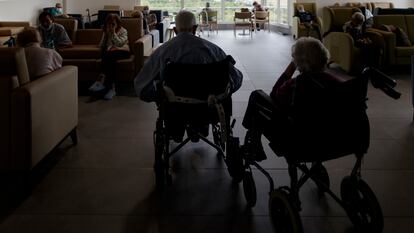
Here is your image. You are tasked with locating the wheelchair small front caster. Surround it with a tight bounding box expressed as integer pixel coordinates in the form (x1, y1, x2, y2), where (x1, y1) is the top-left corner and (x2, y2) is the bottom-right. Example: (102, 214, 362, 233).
(341, 176, 384, 233)
(269, 188, 304, 233)
(243, 170, 257, 207)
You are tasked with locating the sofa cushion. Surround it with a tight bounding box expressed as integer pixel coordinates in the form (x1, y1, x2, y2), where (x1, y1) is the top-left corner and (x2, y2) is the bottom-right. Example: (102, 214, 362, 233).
(395, 46, 414, 57)
(62, 59, 99, 72)
(0, 26, 25, 36)
(59, 45, 101, 59)
(374, 15, 408, 36)
(379, 25, 412, 46)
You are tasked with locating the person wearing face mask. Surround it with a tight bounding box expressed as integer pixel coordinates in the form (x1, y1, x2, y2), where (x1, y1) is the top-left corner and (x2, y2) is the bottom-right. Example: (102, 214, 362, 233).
(38, 11, 72, 49)
(51, 3, 69, 18)
(89, 14, 130, 100)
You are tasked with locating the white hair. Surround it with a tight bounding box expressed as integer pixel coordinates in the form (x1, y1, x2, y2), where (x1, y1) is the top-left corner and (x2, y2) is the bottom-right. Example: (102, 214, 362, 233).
(292, 37, 330, 73)
(175, 10, 196, 32)
(352, 11, 365, 23)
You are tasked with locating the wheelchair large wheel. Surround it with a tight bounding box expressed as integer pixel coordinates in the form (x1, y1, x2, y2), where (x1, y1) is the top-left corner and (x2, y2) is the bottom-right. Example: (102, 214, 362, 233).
(340, 176, 384, 233)
(269, 189, 304, 233)
(243, 170, 257, 207)
(310, 163, 330, 194)
(225, 137, 244, 183)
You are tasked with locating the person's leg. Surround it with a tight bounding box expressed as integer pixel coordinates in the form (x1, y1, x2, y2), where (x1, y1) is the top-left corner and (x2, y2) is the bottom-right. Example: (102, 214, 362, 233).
(102, 50, 129, 88)
(242, 90, 276, 161)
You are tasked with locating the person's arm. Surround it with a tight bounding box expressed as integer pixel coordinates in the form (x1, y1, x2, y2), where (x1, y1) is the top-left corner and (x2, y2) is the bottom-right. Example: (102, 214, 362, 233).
(134, 48, 163, 102)
(112, 28, 128, 47)
(50, 50, 63, 71)
(55, 25, 72, 48)
(270, 61, 296, 100)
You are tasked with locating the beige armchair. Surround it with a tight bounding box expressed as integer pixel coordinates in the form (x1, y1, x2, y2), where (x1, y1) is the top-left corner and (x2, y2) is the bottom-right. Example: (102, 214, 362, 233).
(0, 48, 78, 173)
(292, 3, 322, 40)
(322, 7, 384, 73)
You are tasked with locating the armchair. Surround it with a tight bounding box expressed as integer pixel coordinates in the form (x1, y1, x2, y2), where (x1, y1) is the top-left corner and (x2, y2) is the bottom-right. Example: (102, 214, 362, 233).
(322, 7, 384, 73)
(292, 3, 322, 40)
(0, 47, 78, 173)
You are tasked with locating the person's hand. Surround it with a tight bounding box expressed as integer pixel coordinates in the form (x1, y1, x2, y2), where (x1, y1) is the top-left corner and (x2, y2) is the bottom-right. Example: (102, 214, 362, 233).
(283, 61, 297, 78)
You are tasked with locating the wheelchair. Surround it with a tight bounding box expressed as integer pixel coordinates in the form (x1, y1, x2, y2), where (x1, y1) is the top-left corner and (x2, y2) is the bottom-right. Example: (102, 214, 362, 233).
(239, 67, 401, 233)
(153, 56, 244, 188)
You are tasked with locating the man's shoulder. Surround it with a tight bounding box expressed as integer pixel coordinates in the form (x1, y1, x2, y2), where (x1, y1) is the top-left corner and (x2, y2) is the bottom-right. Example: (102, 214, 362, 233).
(53, 23, 66, 31)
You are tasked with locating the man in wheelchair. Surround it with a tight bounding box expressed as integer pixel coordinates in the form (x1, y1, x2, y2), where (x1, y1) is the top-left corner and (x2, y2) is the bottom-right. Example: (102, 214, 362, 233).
(134, 10, 244, 186)
(134, 10, 243, 103)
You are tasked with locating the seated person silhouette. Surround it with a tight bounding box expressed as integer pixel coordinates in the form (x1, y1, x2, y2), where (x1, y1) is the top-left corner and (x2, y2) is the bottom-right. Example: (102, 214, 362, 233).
(38, 11, 72, 49)
(242, 37, 341, 161)
(343, 11, 383, 68)
(134, 10, 243, 141)
(295, 4, 321, 40)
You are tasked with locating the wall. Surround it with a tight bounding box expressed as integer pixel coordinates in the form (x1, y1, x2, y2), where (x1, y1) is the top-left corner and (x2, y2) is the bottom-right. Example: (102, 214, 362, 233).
(0, 0, 57, 25)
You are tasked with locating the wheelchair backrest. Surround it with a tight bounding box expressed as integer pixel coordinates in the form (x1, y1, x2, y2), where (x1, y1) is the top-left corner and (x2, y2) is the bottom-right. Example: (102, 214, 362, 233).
(162, 56, 231, 100)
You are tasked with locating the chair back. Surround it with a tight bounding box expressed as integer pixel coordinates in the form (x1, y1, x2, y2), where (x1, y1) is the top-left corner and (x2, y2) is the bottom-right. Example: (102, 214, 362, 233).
(162, 56, 232, 100)
(121, 18, 144, 46)
(322, 7, 355, 35)
(255, 11, 269, 20)
(271, 70, 370, 161)
(235, 12, 252, 20)
(370, 2, 394, 10)
(134, 6, 148, 12)
(293, 2, 317, 15)
(55, 18, 78, 42)
(103, 5, 120, 10)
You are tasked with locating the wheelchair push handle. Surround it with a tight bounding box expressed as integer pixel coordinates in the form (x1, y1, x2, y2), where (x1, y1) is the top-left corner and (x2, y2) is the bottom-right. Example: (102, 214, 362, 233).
(362, 67, 401, 100)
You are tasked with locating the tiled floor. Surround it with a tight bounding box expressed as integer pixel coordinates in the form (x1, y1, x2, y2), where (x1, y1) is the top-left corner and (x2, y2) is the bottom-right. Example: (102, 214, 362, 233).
(1, 30, 413, 233)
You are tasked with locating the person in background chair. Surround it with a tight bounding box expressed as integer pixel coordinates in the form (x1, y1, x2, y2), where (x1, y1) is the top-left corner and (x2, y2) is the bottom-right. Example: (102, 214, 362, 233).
(89, 14, 130, 100)
(134, 10, 243, 102)
(50, 3, 69, 18)
(343, 11, 383, 68)
(17, 28, 62, 80)
(252, 1, 264, 12)
(295, 4, 321, 40)
(38, 11, 72, 49)
(242, 37, 337, 161)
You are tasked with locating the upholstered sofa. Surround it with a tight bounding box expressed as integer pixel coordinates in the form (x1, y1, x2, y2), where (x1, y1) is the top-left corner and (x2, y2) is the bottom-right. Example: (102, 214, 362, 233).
(0, 21, 30, 46)
(0, 48, 78, 173)
(322, 7, 384, 73)
(58, 17, 153, 82)
(371, 15, 414, 66)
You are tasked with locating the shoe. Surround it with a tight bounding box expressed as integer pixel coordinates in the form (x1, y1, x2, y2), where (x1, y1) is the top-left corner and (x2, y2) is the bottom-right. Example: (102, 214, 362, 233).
(89, 81, 105, 92)
(104, 89, 116, 100)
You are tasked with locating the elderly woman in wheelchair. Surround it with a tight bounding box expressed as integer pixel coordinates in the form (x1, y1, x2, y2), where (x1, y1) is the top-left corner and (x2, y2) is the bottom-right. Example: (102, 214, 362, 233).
(239, 37, 400, 233)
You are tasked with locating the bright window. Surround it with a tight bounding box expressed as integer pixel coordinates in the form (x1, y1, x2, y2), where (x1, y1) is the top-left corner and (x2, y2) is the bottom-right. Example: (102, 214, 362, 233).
(140, 0, 291, 24)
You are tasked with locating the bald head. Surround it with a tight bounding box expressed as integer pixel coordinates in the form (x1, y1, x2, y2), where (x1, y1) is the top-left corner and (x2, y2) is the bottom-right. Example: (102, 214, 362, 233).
(174, 10, 197, 34)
